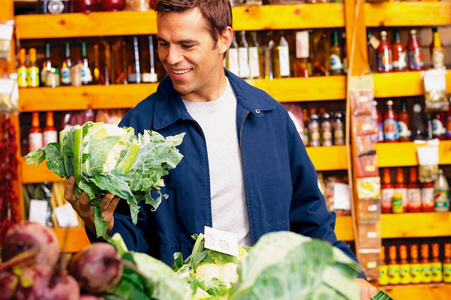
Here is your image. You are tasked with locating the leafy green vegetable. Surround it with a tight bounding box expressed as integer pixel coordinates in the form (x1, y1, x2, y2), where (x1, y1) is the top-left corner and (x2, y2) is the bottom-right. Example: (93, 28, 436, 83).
(228, 231, 362, 300)
(26, 122, 184, 240)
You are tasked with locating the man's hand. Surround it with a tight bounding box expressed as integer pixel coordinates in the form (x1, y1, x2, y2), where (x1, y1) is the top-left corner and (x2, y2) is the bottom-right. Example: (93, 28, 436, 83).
(356, 278, 378, 300)
(64, 176, 120, 235)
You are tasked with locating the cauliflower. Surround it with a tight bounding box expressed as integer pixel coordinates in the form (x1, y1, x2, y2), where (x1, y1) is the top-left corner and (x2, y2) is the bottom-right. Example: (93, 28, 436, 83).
(195, 262, 239, 287)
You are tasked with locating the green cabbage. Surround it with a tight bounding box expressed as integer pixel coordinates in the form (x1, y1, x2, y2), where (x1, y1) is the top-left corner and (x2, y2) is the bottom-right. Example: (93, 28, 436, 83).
(25, 121, 184, 240)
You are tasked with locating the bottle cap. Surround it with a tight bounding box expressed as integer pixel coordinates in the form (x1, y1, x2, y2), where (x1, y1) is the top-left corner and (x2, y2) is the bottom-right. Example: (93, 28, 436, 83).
(386, 100, 393, 106)
(381, 31, 387, 37)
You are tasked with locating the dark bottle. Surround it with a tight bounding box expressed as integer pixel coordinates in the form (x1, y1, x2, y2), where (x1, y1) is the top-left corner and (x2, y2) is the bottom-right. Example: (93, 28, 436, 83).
(72, 0, 99, 13)
(432, 110, 446, 140)
(61, 42, 72, 86)
(367, 28, 378, 73)
(398, 98, 411, 142)
(410, 99, 426, 141)
(80, 42, 93, 85)
(329, 31, 344, 75)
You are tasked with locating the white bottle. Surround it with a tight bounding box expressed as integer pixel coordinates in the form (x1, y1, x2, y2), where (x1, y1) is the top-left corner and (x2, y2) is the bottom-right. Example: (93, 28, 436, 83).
(434, 169, 449, 212)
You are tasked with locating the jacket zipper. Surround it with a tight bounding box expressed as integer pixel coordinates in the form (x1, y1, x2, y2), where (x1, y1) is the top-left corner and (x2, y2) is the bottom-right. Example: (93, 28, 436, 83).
(239, 110, 250, 149)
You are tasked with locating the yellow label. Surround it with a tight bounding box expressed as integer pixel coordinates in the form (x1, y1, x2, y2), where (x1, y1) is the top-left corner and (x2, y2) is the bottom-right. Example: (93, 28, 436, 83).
(431, 262, 443, 282)
(17, 67, 28, 87)
(399, 264, 411, 284)
(27, 66, 40, 87)
(388, 264, 400, 285)
(379, 265, 389, 286)
(443, 263, 451, 283)
(421, 262, 432, 283)
(410, 263, 422, 284)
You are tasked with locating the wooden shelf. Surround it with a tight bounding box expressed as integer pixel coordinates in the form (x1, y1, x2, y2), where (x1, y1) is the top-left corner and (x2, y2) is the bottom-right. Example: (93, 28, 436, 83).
(365, 2, 451, 27)
(18, 76, 346, 112)
(381, 212, 451, 239)
(382, 283, 451, 300)
(373, 70, 451, 98)
(376, 140, 451, 168)
(15, 4, 344, 39)
(52, 227, 90, 253)
(306, 145, 348, 171)
(335, 215, 354, 242)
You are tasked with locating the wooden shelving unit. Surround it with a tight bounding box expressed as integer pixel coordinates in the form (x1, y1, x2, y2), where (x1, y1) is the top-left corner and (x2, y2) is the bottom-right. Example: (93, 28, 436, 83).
(382, 283, 451, 300)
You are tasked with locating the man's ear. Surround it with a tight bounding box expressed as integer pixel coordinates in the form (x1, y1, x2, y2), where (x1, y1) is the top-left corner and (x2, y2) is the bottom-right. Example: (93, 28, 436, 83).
(218, 26, 233, 55)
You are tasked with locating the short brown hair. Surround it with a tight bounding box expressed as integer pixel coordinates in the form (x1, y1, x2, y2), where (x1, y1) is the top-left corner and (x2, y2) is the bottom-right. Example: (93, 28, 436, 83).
(155, 0, 233, 45)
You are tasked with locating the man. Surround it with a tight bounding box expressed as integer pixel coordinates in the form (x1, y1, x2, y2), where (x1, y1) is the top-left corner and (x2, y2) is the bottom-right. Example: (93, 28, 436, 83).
(65, 0, 377, 298)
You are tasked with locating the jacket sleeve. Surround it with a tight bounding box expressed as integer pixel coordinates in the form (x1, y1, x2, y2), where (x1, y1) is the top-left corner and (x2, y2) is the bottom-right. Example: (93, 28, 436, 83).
(286, 117, 367, 279)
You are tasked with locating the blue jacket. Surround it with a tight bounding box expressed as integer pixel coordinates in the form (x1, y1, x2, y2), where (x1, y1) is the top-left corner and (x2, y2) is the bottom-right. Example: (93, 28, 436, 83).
(110, 69, 363, 277)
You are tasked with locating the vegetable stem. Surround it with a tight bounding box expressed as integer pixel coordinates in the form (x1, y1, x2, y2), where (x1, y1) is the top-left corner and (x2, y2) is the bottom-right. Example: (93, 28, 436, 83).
(73, 125, 83, 185)
(116, 141, 140, 175)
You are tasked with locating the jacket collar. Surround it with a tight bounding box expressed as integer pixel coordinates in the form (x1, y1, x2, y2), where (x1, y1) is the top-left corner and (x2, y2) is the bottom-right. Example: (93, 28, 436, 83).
(153, 69, 276, 130)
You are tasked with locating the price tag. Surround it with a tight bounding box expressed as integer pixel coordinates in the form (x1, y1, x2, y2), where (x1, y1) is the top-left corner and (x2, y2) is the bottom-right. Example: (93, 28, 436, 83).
(334, 183, 351, 210)
(204, 226, 239, 256)
(29, 199, 48, 225)
(54, 203, 79, 228)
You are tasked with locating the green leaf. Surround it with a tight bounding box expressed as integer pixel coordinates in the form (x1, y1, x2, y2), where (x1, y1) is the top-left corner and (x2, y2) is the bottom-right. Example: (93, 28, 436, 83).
(25, 148, 46, 166)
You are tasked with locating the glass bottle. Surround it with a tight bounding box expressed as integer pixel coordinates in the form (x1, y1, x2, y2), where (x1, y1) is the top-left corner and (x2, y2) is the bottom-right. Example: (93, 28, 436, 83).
(303, 108, 309, 146)
(392, 29, 407, 72)
(43, 111, 57, 146)
(333, 111, 345, 146)
(293, 30, 311, 78)
(379, 246, 388, 286)
(410, 244, 422, 284)
(443, 243, 451, 283)
(320, 109, 332, 147)
(420, 244, 432, 284)
(367, 28, 378, 73)
(264, 31, 275, 80)
(238, 31, 250, 79)
(381, 168, 394, 213)
(398, 98, 411, 142)
(27, 48, 40, 88)
(410, 99, 426, 141)
(399, 245, 411, 285)
(383, 100, 399, 142)
(29, 112, 43, 152)
(392, 192, 403, 213)
(227, 33, 240, 77)
(432, 110, 446, 140)
(274, 31, 291, 78)
(431, 243, 443, 283)
(72, 0, 99, 13)
(313, 30, 329, 76)
(17, 48, 28, 88)
(422, 181, 435, 212)
(308, 108, 320, 147)
(434, 169, 449, 212)
(61, 42, 72, 86)
(329, 31, 344, 75)
(394, 168, 408, 209)
(248, 31, 261, 79)
(388, 245, 400, 285)
(377, 31, 393, 73)
(407, 29, 425, 71)
(80, 42, 93, 85)
(431, 28, 444, 69)
(407, 167, 422, 212)
(41, 42, 52, 87)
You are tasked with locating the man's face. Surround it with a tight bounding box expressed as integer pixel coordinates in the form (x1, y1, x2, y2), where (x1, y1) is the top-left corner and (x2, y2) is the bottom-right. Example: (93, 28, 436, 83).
(156, 8, 229, 102)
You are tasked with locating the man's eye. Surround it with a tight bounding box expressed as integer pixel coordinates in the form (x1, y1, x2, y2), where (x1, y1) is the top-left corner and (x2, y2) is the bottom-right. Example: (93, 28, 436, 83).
(182, 44, 194, 49)
(158, 42, 169, 47)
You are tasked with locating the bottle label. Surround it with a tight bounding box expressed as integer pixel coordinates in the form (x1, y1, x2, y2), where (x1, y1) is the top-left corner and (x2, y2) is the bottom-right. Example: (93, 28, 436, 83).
(379, 265, 389, 286)
(399, 264, 411, 284)
(443, 262, 451, 283)
(388, 264, 400, 285)
(394, 187, 408, 208)
(434, 189, 449, 210)
(407, 188, 422, 210)
(408, 49, 424, 69)
(81, 66, 93, 84)
(393, 52, 407, 70)
(432, 48, 445, 69)
(383, 118, 398, 140)
(227, 48, 239, 76)
(43, 131, 58, 146)
(278, 45, 290, 77)
(422, 187, 435, 210)
(398, 121, 411, 139)
(27, 66, 40, 87)
(378, 50, 393, 72)
(18, 67, 28, 88)
(431, 262, 443, 282)
(330, 54, 343, 72)
(381, 188, 395, 211)
(248, 47, 260, 79)
(421, 263, 432, 283)
(29, 132, 43, 151)
(432, 118, 446, 137)
(238, 47, 250, 79)
(410, 263, 422, 284)
(333, 128, 344, 145)
(61, 67, 71, 85)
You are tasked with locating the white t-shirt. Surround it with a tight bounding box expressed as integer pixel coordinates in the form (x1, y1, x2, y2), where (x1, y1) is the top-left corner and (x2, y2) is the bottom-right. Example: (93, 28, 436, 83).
(182, 80, 252, 246)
